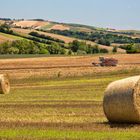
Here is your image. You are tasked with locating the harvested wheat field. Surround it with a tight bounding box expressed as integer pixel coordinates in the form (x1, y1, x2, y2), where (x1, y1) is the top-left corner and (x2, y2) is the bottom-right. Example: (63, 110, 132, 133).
(0, 54, 139, 80)
(0, 54, 139, 68)
(13, 20, 50, 29)
(0, 32, 22, 43)
(0, 34, 14, 43)
(0, 54, 139, 139)
(50, 24, 70, 31)
(0, 20, 5, 25)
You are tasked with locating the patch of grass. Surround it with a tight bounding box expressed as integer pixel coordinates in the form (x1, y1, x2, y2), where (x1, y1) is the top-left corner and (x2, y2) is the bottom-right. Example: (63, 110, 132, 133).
(0, 129, 140, 140)
(0, 32, 23, 40)
(40, 23, 55, 30)
(0, 54, 52, 59)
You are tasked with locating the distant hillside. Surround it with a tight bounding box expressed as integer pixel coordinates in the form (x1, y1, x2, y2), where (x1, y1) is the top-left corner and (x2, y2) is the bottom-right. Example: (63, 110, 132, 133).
(11, 20, 70, 31)
(0, 32, 22, 43)
(1, 18, 140, 54)
(9, 20, 140, 39)
(12, 28, 126, 53)
(8, 20, 107, 33)
(0, 19, 138, 34)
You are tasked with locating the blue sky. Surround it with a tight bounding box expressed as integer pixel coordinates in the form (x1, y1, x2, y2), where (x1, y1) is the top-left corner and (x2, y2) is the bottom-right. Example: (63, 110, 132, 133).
(0, 0, 140, 30)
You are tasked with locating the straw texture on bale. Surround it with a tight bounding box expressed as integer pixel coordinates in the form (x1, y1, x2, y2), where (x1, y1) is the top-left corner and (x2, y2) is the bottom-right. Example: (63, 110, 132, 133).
(103, 76, 140, 123)
(0, 74, 10, 94)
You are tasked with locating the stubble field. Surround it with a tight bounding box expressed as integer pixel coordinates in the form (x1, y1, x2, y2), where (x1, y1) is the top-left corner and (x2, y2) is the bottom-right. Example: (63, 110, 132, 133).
(0, 54, 140, 139)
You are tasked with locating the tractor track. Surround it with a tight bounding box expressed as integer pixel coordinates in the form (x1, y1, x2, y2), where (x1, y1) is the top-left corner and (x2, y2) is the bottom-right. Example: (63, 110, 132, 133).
(0, 63, 139, 71)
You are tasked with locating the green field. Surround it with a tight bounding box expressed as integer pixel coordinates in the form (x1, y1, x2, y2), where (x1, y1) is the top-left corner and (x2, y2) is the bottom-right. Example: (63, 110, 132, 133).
(0, 32, 23, 40)
(0, 69, 140, 139)
(40, 23, 56, 30)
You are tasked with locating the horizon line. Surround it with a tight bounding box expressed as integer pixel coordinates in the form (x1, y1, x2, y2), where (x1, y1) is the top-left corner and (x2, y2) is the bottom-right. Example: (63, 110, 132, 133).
(0, 17, 140, 31)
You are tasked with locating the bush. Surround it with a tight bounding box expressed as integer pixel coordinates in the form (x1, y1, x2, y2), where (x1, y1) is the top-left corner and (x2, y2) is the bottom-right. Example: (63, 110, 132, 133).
(92, 45, 100, 54)
(77, 50, 87, 55)
(69, 40, 80, 52)
(68, 50, 73, 55)
(7, 47, 19, 54)
(47, 42, 66, 54)
(119, 43, 140, 54)
(100, 48, 109, 53)
(98, 38, 111, 46)
(112, 46, 117, 53)
(0, 24, 13, 34)
(39, 49, 50, 54)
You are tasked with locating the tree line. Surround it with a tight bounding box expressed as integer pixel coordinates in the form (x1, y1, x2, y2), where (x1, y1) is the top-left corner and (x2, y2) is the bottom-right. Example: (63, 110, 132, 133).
(0, 40, 67, 55)
(48, 30, 140, 46)
(0, 39, 111, 55)
(119, 43, 140, 54)
(29, 31, 65, 43)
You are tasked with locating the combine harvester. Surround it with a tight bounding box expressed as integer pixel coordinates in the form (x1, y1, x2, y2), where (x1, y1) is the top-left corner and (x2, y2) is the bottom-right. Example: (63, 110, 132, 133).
(92, 57, 118, 67)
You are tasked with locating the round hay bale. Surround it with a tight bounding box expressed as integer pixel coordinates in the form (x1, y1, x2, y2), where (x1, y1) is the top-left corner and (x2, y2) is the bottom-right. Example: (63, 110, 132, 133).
(0, 74, 10, 94)
(103, 76, 140, 123)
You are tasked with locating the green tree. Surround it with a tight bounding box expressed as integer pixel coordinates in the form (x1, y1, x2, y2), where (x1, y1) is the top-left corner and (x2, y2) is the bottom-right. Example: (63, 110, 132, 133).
(100, 48, 109, 53)
(39, 49, 50, 54)
(69, 40, 80, 52)
(98, 38, 111, 46)
(7, 47, 19, 54)
(92, 45, 100, 54)
(77, 50, 87, 55)
(112, 46, 117, 53)
(47, 42, 65, 54)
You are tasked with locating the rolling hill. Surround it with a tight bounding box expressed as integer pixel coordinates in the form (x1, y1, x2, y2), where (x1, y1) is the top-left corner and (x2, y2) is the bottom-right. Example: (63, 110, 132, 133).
(0, 32, 22, 43)
(12, 20, 70, 31)
(1, 19, 140, 54)
(12, 28, 126, 53)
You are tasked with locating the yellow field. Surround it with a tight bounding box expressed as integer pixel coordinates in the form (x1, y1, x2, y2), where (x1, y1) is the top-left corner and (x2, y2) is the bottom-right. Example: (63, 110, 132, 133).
(50, 24, 70, 31)
(0, 33, 14, 43)
(0, 54, 139, 80)
(12, 20, 50, 29)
